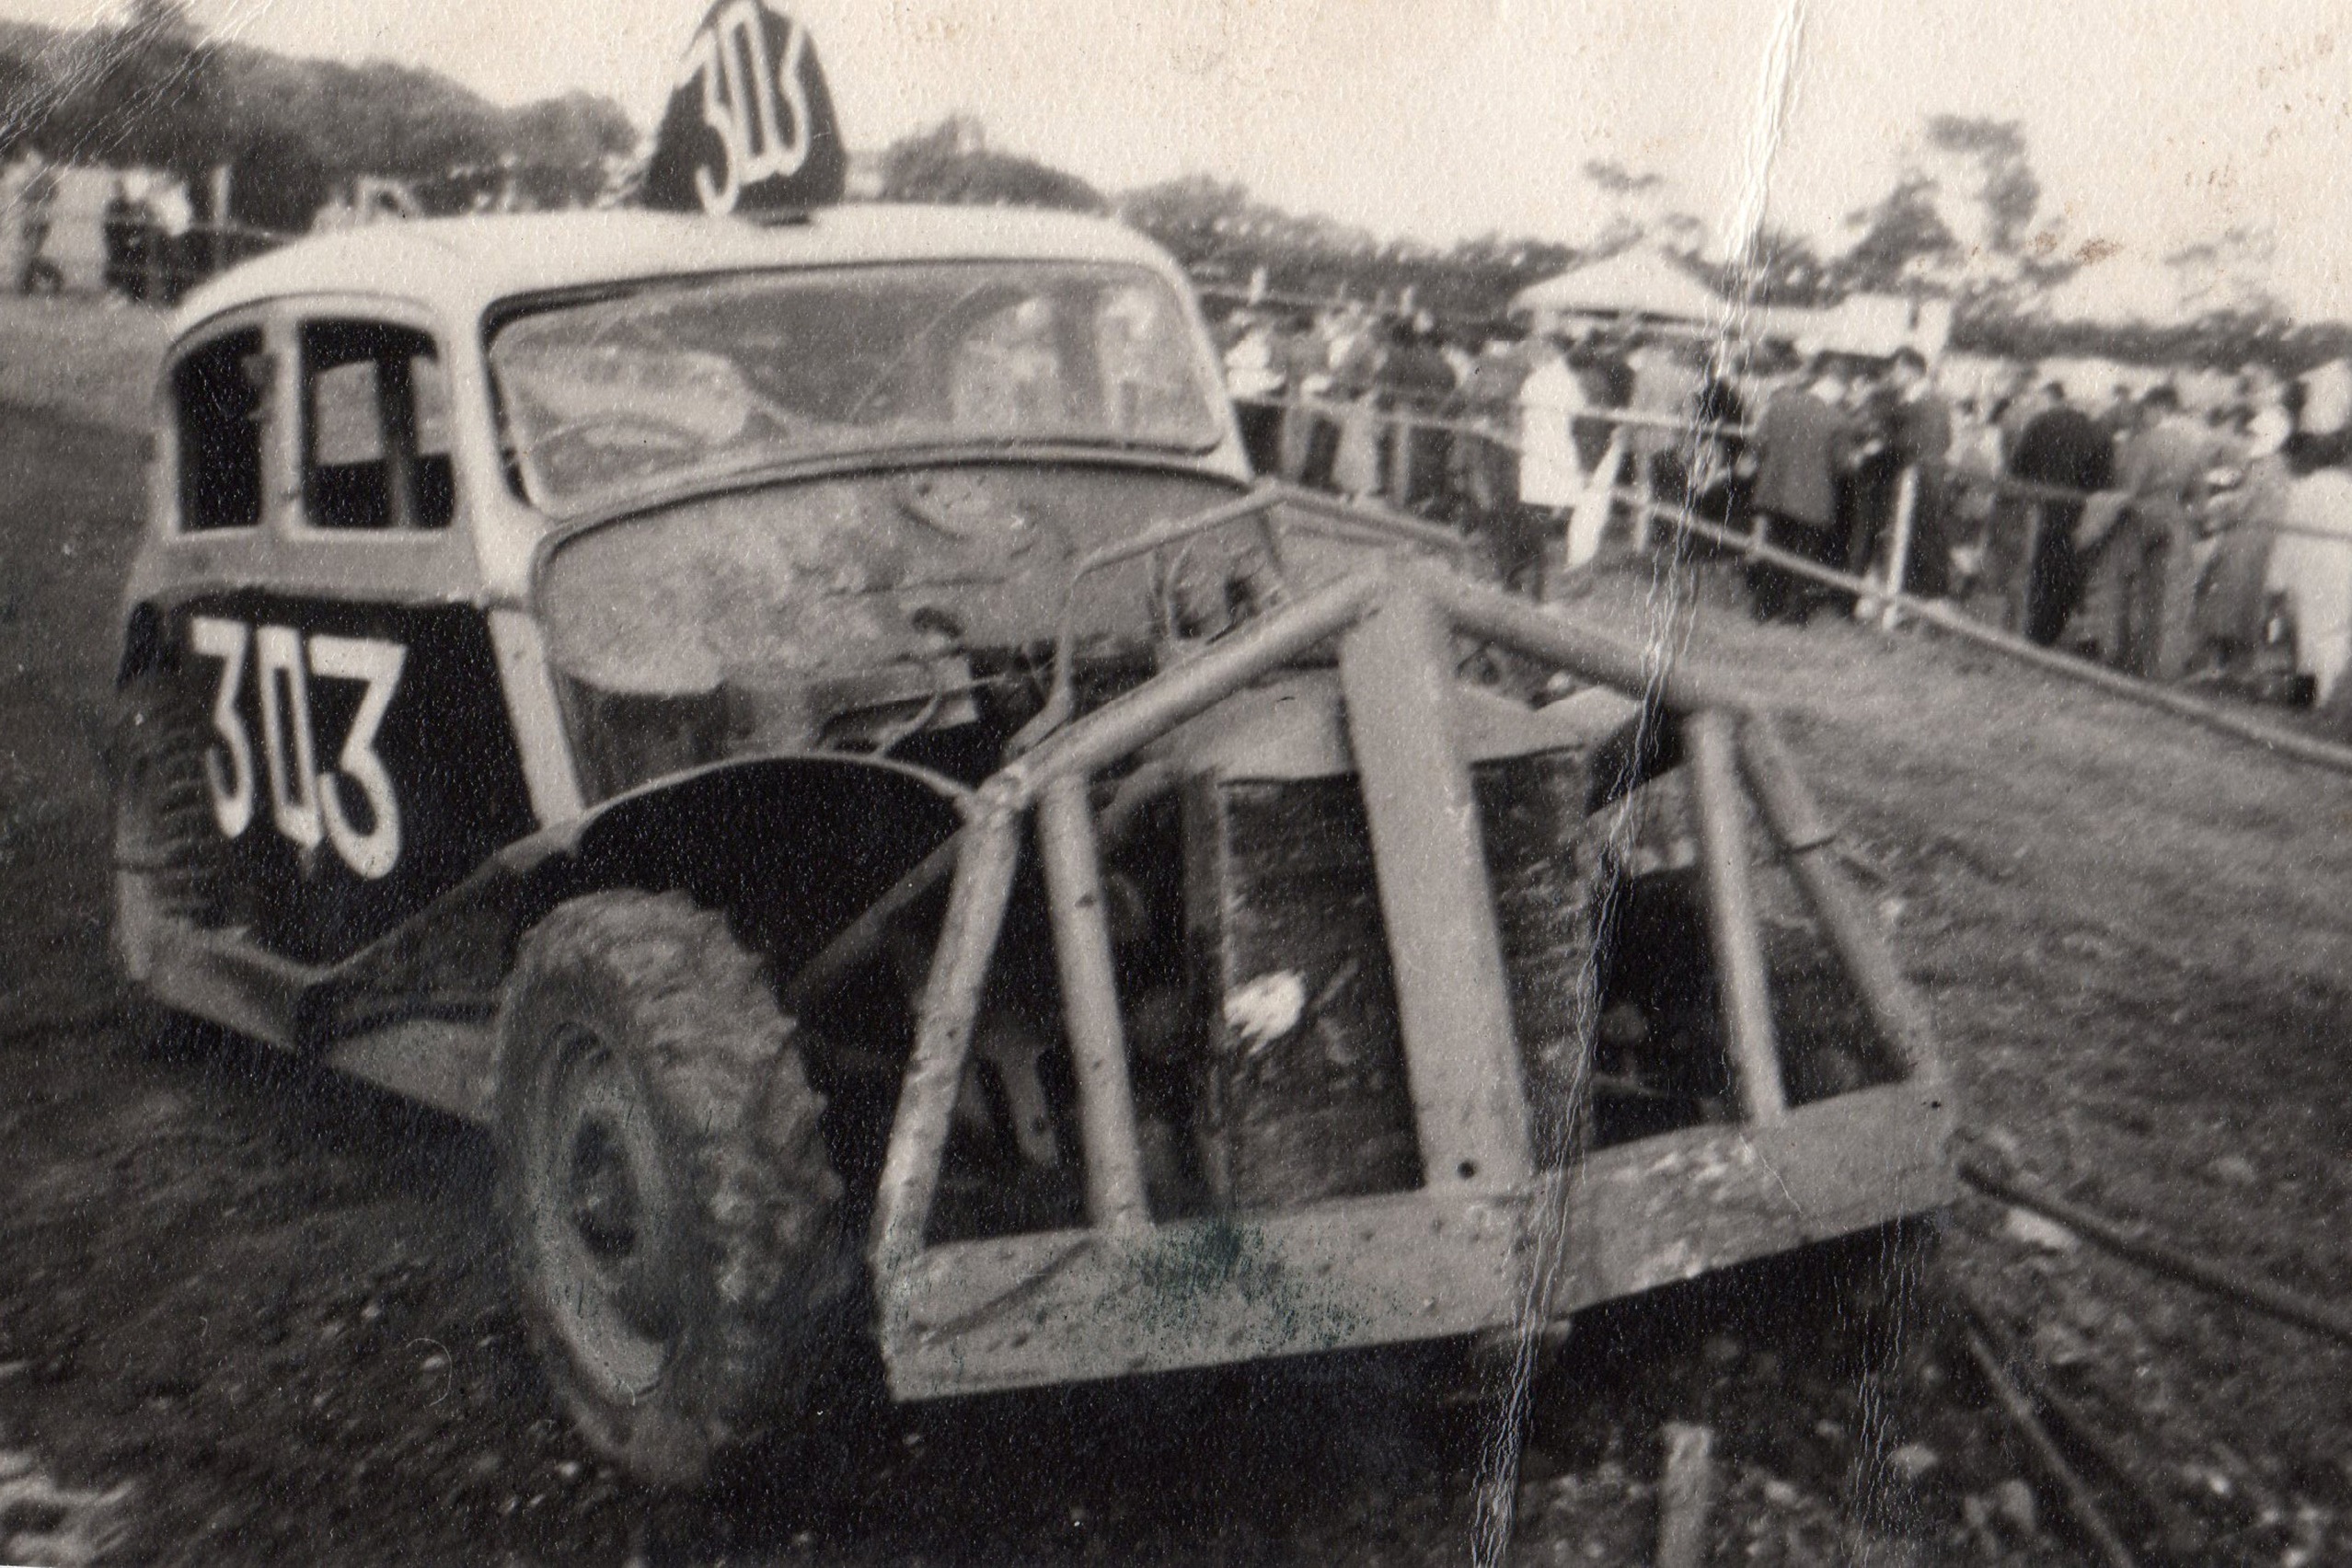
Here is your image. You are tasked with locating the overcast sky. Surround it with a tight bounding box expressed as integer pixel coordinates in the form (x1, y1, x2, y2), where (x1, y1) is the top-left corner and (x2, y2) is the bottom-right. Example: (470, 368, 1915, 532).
(6, 0, 2350, 313)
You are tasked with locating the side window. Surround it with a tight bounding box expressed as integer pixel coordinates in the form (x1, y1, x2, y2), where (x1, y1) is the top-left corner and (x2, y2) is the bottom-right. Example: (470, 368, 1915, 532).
(173, 328, 269, 533)
(300, 320, 455, 532)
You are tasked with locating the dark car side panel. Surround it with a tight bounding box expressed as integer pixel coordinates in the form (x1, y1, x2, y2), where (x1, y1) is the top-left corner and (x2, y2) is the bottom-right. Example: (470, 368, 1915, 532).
(154, 591, 537, 964)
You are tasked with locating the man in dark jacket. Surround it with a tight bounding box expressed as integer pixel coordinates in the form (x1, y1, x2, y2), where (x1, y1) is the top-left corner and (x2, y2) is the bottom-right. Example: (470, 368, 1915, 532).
(1378, 316, 1458, 512)
(101, 179, 139, 298)
(2009, 385, 2116, 644)
(1745, 359, 1853, 622)
(1884, 347, 1954, 596)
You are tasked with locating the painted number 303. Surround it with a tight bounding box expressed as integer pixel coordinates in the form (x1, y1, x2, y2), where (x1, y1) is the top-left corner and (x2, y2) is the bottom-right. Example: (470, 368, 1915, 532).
(190, 616, 408, 880)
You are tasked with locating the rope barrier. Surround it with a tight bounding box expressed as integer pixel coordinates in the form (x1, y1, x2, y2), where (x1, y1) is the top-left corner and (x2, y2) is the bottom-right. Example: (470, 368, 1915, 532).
(1631, 490, 2352, 779)
(1234, 392, 2352, 776)
(1234, 390, 2352, 530)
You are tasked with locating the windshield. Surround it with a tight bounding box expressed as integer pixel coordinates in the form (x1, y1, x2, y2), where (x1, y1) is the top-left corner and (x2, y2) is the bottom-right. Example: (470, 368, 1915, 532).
(487, 260, 1226, 515)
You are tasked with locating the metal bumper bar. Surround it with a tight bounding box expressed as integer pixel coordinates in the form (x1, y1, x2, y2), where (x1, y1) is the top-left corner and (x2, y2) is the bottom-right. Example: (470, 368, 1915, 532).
(849, 537, 1953, 1401)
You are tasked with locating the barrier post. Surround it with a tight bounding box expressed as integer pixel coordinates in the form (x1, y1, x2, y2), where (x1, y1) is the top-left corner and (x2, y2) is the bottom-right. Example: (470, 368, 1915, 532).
(1384, 404, 1411, 507)
(1877, 465, 1920, 630)
(1638, 444, 1666, 554)
(210, 167, 231, 279)
(1564, 429, 1626, 572)
(2012, 500, 2046, 636)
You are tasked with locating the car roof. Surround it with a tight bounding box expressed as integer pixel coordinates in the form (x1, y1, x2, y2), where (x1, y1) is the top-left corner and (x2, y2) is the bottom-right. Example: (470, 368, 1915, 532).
(171, 204, 1188, 340)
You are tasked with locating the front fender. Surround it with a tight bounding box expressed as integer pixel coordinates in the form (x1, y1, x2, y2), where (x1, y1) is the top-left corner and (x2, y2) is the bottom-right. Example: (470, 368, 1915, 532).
(505, 752, 970, 967)
(317, 754, 969, 1046)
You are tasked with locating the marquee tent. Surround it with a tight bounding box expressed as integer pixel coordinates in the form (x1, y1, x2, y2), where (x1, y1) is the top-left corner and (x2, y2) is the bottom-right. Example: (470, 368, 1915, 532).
(1512, 247, 1726, 326)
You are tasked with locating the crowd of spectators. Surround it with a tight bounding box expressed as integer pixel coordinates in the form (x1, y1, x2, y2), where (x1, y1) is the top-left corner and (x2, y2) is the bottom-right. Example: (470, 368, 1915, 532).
(1216, 302, 2352, 713)
(1220, 306, 1746, 600)
(1958, 362, 2352, 705)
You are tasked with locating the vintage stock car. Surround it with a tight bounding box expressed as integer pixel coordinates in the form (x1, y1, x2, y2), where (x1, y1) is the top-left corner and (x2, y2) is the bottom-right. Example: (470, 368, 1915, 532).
(107, 0, 1954, 1485)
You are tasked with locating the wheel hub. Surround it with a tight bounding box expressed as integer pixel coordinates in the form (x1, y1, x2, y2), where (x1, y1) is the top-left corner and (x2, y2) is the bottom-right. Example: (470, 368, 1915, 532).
(531, 1028, 675, 1393)
(565, 1121, 640, 1260)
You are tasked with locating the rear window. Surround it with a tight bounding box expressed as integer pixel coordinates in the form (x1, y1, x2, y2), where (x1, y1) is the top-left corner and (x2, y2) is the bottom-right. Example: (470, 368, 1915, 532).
(299, 320, 455, 532)
(173, 328, 268, 533)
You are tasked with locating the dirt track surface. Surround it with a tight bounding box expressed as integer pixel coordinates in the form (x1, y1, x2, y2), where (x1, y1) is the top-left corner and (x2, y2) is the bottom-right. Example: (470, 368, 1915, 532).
(0, 300, 2346, 1563)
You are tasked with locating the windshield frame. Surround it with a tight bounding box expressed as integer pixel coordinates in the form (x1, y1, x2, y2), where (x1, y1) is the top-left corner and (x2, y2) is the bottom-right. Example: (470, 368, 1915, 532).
(481, 258, 1231, 518)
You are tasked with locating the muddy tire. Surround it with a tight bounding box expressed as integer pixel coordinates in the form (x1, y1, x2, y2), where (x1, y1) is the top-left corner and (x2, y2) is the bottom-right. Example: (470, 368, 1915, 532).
(110, 675, 226, 928)
(494, 890, 854, 1488)
(110, 676, 227, 1058)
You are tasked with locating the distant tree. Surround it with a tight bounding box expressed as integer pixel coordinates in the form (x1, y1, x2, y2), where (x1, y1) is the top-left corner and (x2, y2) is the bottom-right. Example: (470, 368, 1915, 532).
(123, 0, 198, 46)
(1581, 159, 1664, 197)
(0, 7, 636, 231)
(0, 49, 53, 156)
(881, 117, 1103, 213)
(225, 121, 328, 231)
(503, 93, 638, 207)
(1119, 172, 1251, 262)
(1835, 175, 1959, 294)
(305, 60, 503, 184)
(205, 47, 629, 218)
(1729, 224, 1833, 307)
(47, 0, 223, 179)
(1923, 114, 2039, 254)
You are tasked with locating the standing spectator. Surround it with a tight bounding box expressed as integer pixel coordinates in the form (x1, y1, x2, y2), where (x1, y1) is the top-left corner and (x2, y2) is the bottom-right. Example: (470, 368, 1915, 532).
(1379, 315, 1457, 512)
(2009, 384, 2116, 645)
(1883, 347, 1954, 597)
(1838, 364, 1900, 594)
(1744, 357, 1854, 623)
(1274, 313, 1330, 484)
(1681, 346, 1748, 528)
(2000, 372, 2055, 453)
(102, 179, 139, 298)
(2067, 389, 2151, 668)
(2096, 384, 2140, 446)
(1222, 313, 1285, 477)
(2192, 416, 2295, 678)
(1453, 336, 1540, 595)
(1516, 332, 1589, 585)
(150, 178, 195, 304)
(2102, 384, 2217, 674)
(2267, 453, 2352, 710)
(1945, 396, 2006, 597)
(1327, 318, 1388, 501)
(1627, 334, 1700, 505)
(122, 190, 156, 304)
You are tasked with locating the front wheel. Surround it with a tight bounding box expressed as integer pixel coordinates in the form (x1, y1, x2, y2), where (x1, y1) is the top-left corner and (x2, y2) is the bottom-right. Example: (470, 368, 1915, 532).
(494, 891, 855, 1486)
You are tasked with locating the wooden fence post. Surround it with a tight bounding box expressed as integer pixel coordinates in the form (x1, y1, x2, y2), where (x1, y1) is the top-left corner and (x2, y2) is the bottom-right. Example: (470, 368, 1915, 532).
(1877, 464, 1920, 629)
(1564, 429, 1626, 571)
(210, 166, 231, 278)
(2013, 500, 2047, 636)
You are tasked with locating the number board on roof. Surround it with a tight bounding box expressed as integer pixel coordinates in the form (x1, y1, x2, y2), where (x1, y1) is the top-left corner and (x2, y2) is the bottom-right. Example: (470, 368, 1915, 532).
(644, 0, 847, 217)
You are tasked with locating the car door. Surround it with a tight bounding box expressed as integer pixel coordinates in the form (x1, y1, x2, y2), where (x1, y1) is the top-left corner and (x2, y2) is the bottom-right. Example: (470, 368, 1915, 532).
(167, 301, 537, 965)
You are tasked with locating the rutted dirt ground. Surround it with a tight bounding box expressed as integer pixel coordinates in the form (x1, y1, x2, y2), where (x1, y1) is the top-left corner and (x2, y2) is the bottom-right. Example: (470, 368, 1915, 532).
(0, 296, 2346, 1564)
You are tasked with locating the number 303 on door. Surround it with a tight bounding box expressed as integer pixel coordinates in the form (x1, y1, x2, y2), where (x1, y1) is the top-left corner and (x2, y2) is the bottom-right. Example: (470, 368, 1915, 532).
(189, 616, 408, 880)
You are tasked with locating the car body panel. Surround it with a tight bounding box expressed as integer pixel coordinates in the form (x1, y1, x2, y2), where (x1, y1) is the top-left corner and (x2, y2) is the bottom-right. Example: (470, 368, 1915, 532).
(170, 207, 1203, 341)
(115, 202, 1953, 1420)
(121, 200, 1238, 1053)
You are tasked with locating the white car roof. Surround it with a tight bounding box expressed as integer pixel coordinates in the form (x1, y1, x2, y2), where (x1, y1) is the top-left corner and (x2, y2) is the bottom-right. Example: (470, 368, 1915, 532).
(171, 204, 1189, 340)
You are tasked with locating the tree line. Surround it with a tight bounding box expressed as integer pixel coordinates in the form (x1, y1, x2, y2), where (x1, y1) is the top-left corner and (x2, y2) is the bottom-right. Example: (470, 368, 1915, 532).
(0, 0, 634, 232)
(6, 6, 2341, 374)
(880, 109, 2352, 373)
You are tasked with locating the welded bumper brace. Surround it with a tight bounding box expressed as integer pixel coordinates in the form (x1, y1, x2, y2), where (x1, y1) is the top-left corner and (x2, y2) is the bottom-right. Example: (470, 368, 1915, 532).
(859, 559, 1954, 1401)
